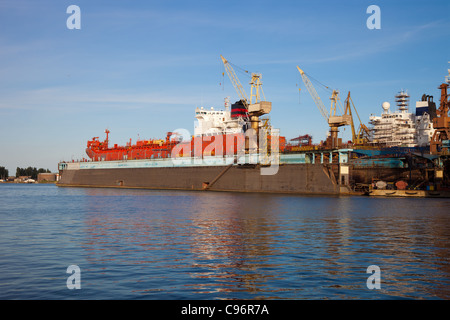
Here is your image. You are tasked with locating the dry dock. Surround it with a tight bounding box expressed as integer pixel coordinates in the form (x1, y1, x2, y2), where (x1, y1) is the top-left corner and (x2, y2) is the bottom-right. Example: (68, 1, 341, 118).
(57, 162, 343, 195)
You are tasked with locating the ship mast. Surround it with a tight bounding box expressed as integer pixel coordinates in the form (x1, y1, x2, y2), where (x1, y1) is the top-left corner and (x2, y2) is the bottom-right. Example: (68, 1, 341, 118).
(395, 90, 410, 113)
(104, 129, 110, 149)
(446, 61, 450, 84)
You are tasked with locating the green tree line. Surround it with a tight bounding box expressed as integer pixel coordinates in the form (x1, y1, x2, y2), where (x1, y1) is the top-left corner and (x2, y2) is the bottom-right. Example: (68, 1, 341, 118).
(16, 167, 51, 180)
(0, 166, 8, 179)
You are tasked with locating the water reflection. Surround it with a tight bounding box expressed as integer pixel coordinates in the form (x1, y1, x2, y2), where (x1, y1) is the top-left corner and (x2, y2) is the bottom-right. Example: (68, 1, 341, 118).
(184, 194, 283, 295)
(80, 189, 450, 299)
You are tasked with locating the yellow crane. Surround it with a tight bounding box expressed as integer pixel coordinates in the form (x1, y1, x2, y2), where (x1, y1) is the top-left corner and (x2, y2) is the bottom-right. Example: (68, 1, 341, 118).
(221, 55, 272, 134)
(297, 66, 351, 149)
(220, 55, 267, 106)
(220, 55, 249, 107)
(344, 92, 370, 146)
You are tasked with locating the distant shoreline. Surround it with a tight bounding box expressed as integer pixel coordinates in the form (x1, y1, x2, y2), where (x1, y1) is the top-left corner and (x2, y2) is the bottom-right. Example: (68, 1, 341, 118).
(0, 181, 57, 184)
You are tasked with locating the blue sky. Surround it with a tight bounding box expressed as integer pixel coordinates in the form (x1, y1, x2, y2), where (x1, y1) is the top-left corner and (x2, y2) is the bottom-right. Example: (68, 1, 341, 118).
(0, 0, 449, 173)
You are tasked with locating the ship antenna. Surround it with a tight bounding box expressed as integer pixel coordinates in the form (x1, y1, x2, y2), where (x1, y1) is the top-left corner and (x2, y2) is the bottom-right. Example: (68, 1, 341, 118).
(446, 61, 450, 84)
(224, 96, 230, 112)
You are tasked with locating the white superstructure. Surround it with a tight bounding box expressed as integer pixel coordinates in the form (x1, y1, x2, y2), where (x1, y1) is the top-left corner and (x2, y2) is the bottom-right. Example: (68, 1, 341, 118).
(415, 95, 436, 147)
(194, 97, 247, 136)
(369, 90, 436, 147)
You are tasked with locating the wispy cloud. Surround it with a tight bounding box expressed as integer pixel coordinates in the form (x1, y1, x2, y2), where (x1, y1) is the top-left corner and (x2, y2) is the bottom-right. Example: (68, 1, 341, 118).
(0, 85, 222, 111)
(248, 20, 448, 66)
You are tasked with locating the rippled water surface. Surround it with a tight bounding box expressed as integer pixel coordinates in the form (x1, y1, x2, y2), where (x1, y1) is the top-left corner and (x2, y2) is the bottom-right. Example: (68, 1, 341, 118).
(0, 184, 449, 299)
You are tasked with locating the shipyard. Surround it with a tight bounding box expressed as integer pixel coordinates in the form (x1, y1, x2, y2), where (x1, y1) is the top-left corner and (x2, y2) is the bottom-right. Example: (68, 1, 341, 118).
(57, 58, 450, 198)
(2, 0, 450, 304)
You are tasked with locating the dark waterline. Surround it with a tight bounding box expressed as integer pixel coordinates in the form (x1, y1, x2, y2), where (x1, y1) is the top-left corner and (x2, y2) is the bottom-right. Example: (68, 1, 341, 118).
(0, 183, 449, 299)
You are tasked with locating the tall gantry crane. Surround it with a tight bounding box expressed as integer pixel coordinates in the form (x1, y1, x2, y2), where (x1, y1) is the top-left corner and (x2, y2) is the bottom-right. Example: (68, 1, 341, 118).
(221, 55, 271, 136)
(430, 82, 450, 155)
(429, 64, 450, 155)
(297, 66, 351, 149)
(220, 55, 268, 106)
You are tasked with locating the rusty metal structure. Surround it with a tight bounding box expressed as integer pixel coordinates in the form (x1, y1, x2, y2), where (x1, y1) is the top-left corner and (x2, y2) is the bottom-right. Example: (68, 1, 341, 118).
(430, 83, 450, 155)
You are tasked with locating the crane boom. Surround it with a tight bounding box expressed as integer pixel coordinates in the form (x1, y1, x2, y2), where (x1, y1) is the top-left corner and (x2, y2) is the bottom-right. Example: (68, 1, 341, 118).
(221, 55, 249, 106)
(297, 66, 352, 149)
(296, 66, 329, 121)
(345, 91, 370, 145)
(344, 92, 357, 143)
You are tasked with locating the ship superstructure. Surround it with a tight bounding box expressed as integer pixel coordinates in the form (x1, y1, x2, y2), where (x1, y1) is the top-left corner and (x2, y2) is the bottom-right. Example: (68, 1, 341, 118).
(415, 94, 436, 147)
(194, 97, 247, 137)
(369, 90, 436, 148)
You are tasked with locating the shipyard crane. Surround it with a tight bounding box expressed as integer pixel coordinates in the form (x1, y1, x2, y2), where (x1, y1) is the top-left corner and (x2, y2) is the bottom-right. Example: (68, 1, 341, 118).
(430, 65, 450, 154)
(221, 55, 272, 136)
(297, 66, 351, 149)
(430, 82, 450, 155)
(220, 55, 250, 107)
(344, 92, 370, 146)
(220, 55, 269, 107)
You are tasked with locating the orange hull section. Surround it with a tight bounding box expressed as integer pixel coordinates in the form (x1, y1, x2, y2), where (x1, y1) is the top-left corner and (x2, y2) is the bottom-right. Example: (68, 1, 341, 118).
(86, 131, 286, 161)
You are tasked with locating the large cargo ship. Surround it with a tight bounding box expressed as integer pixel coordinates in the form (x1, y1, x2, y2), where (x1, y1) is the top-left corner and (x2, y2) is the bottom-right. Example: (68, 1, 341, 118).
(58, 96, 351, 195)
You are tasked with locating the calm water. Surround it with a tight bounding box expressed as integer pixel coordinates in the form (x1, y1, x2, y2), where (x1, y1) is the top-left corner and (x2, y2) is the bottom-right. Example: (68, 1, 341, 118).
(0, 183, 449, 300)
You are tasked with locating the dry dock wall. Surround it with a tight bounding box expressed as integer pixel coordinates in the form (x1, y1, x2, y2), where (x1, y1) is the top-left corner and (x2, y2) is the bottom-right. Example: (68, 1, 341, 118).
(57, 163, 339, 195)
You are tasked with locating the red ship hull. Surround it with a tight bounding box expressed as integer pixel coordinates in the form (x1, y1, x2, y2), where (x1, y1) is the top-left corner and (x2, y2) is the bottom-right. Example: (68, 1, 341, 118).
(86, 130, 286, 161)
